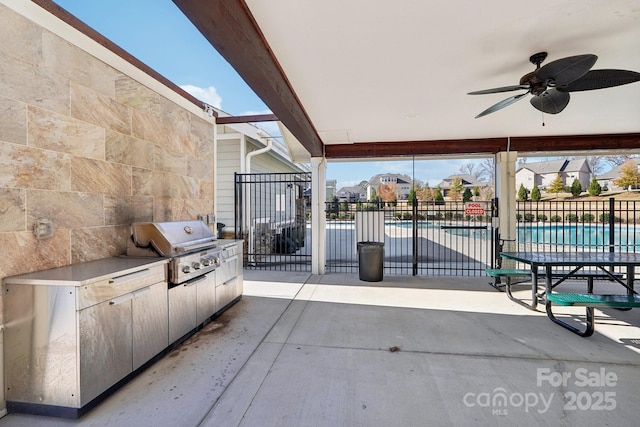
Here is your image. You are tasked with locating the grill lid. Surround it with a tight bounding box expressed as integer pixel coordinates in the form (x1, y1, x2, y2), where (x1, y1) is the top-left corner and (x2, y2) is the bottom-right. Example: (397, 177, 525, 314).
(130, 221, 216, 256)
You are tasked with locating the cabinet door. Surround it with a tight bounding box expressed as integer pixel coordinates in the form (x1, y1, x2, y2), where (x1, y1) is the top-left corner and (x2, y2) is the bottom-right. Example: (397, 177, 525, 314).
(79, 297, 132, 406)
(132, 282, 169, 370)
(196, 272, 216, 326)
(168, 280, 198, 343)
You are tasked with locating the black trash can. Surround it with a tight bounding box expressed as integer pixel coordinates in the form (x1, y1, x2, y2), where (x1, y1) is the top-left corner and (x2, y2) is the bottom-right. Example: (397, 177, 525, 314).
(357, 241, 384, 282)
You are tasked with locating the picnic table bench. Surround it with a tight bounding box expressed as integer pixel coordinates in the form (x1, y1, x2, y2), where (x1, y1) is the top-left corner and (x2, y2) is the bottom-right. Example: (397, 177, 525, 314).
(499, 252, 640, 337)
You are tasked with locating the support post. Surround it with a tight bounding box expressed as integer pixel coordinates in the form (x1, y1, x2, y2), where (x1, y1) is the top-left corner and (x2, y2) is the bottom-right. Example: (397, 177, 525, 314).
(495, 151, 518, 252)
(311, 157, 326, 274)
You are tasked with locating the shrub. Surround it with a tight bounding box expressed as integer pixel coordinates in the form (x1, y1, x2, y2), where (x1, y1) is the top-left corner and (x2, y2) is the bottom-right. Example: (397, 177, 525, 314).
(453, 213, 464, 220)
(444, 212, 454, 219)
(537, 214, 547, 222)
(551, 215, 562, 222)
(581, 213, 595, 223)
(523, 213, 535, 222)
(329, 213, 337, 220)
(515, 213, 522, 222)
(402, 212, 412, 220)
(565, 213, 579, 223)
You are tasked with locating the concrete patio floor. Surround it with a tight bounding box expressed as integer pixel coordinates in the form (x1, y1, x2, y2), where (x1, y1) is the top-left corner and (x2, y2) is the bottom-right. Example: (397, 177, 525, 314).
(1, 270, 639, 426)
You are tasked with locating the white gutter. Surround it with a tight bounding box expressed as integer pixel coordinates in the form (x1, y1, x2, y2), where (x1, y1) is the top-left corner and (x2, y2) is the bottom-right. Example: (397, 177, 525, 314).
(244, 135, 273, 263)
(245, 133, 273, 172)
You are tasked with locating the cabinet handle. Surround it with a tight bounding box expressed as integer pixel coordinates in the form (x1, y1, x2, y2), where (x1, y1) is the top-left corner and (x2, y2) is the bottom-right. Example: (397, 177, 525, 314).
(133, 286, 151, 298)
(109, 293, 134, 305)
(109, 268, 151, 284)
(185, 275, 207, 287)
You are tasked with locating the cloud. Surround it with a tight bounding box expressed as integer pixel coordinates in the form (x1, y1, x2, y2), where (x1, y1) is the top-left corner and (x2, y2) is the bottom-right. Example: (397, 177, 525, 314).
(179, 85, 223, 108)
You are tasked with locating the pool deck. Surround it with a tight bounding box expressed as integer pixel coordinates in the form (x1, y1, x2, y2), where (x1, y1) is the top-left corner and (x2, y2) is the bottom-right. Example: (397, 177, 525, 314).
(1, 271, 639, 426)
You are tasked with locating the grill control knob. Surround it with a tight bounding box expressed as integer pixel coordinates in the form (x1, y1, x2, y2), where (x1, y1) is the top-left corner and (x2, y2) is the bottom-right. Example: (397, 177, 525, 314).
(192, 262, 201, 270)
(182, 265, 191, 274)
(202, 259, 212, 267)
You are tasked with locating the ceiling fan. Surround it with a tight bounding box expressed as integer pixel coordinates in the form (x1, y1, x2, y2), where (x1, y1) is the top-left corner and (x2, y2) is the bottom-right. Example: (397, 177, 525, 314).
(468, 52, 640, 118)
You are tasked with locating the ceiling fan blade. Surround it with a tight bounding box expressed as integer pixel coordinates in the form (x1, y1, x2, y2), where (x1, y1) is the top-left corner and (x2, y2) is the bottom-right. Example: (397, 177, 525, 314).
(475, 92, 528, 118)
(557, 69, 640, 92)
(536, 54, 597, 86)
(468, 85, 529, 95)
(530, 89, 570, 114)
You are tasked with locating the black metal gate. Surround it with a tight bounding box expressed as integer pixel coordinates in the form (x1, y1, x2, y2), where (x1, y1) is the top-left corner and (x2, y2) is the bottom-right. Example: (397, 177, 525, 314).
(325, 199, 497, 276)
(235, 172, 311, 271)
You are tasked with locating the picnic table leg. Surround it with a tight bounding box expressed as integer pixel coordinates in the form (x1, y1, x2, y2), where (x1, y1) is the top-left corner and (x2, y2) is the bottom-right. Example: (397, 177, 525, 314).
(505, 265, 539, 311)
(544, 264, 595, 337)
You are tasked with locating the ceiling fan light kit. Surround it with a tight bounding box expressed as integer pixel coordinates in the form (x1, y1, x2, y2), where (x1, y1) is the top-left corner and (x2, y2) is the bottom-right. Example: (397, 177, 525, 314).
(469, 52, 640, 118)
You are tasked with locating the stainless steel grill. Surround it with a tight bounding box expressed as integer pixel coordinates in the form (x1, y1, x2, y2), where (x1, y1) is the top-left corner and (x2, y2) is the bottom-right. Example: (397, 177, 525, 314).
(127, 221, 221, 285)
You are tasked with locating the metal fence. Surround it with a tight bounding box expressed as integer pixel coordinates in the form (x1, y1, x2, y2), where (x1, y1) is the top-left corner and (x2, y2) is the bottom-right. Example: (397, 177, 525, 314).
(514, 197, 640, 253)
(235, 172, 311, 271)
(325, 199, 495, 276)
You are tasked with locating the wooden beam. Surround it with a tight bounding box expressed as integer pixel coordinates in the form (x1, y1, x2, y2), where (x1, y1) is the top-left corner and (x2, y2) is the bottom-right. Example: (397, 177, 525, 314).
(216, 114, 278, 124)
(324, 133, 640, 159)
(173, 0, 323, 157)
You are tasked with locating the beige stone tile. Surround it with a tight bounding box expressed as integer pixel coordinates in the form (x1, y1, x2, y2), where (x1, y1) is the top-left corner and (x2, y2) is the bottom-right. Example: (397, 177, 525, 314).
(132, 108, 168, 146)
(188, 156, 213, 180)
(151, 171, 199, 199)
(71, 226, 129, 263)
(105, 130, 154, 169)
(0, 53, 70, 116)
(0, 230, 71, 278)
(152, 197, 213, 222)
(28, 106, 105, 159)
(0, 97, 27, 145)
(0, 188, 25, 232)
(71, 157, 132, 195)
(0, 142, 71, 190)
(199, 179, 214, 200)
(115, 74, 162, 119)
(132, 167, 154, 196)
(70, 82, 131, 134)
(27, 190, 103, 229)
(0, 4, 42, 65)
(155, 145, 188, 175)
(104, 194, 153, 225)
(42, 32, 117, 98)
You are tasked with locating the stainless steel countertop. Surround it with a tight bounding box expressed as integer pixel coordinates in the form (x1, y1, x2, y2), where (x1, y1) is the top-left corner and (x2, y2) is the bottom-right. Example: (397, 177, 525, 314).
(3, 257, 169, 287)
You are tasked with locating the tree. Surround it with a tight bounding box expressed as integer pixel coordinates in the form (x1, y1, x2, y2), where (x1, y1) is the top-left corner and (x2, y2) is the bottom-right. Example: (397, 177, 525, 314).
(614, 160, 640, 190)
(547, 174, 565, 197)
(419, 185, 434, 201)
(477, 157, 495, 183)
(462, 188, 473, 202)
(369, 187, 377, 201)
(449, 177, 463, 201)
(458, 163, 482, 179)
(473, 186, 480, 197)
(530, 185, 541, 201)
(570, 178, 582, 197)
(434, 188, 445, 204)
(378, 183, 397, 203)
(407, 185, 417, 206)
(606, 155, 636, 168)
(517, 184, 529, 201)
(588, 177, 602, 196)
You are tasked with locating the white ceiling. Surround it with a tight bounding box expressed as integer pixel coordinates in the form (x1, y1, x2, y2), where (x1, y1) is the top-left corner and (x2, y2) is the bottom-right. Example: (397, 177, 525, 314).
(244, 0, 640, 148)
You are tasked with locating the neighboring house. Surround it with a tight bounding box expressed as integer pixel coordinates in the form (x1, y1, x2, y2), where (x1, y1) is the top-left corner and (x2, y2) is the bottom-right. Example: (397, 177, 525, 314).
(367, 173, 413, 200)
(596, 159, 640, 190)
(436, 174, 485, 198)
(326, 179, 337, 200)
(216, 120, 310, 235)
(515, 158, 591, 193)
(337, 184, 367, 202)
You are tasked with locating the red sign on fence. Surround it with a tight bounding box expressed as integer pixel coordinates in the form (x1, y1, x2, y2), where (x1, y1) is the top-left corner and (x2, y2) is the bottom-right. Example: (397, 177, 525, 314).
(464, 202, 485, 216)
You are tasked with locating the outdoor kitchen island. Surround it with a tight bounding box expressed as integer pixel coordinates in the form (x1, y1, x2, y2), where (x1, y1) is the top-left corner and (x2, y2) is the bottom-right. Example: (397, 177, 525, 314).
(3, 235, 244, 418)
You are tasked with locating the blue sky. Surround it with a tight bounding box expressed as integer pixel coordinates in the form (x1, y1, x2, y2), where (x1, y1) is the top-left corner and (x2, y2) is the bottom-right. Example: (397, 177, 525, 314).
(54, 0, 495, 189)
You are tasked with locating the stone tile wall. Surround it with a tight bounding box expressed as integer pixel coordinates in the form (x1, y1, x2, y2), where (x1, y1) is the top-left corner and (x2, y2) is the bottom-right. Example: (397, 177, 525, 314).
(0, 4, 215, 281)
